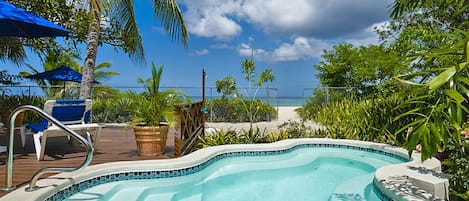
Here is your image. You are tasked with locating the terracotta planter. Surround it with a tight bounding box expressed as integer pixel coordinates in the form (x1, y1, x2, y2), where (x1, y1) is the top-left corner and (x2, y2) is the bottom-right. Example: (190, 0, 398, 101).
(0, 111, 24, 127)
(133, 124, 169, 156)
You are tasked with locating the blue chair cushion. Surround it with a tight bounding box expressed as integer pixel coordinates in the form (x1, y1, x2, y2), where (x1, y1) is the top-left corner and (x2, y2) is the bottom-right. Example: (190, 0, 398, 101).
(52, 105, 85, 122)
(26, 118, 48, 132)
(27, 99, 88, 132)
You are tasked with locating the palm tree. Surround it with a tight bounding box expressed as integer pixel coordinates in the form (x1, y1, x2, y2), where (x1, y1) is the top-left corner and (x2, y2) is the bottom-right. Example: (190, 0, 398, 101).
(79, 0, 188, 99)
(73, 61, 118, 81)
(74, 61, 120, 98)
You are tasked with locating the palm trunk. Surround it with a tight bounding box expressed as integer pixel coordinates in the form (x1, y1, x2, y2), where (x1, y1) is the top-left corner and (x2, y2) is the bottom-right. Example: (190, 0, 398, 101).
(79, 12, 100, 99)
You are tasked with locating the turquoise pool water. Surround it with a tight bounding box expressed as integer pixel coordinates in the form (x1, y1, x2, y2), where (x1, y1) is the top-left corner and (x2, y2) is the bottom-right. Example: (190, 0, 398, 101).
(64, 147, 404, 201)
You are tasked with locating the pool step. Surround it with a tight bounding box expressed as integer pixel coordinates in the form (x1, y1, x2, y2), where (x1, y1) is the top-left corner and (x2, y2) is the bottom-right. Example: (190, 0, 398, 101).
(329, 173, 377, 201)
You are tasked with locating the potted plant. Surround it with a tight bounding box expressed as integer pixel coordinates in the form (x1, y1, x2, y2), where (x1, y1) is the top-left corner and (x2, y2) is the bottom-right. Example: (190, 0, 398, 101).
(126, 62, 185, 156)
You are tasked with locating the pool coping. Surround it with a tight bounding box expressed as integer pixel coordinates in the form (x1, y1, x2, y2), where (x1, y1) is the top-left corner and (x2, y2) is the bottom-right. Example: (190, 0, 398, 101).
(1, 138, 448, 201)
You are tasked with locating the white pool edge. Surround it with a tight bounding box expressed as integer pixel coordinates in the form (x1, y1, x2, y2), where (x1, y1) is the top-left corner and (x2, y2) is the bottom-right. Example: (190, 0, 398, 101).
(1, 138, 448, 201)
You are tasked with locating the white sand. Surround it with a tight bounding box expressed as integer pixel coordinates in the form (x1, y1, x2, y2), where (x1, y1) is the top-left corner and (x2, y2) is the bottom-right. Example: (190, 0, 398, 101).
(206, 106, 321, 132)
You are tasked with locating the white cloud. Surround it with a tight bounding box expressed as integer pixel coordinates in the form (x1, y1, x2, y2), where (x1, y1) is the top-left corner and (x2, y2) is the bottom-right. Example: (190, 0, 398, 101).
(210, 43, 231, 49)
(238, 43, 267, 59)
(194, 49, 209, 56)
(181, 0, 242, 40)
(238, 37, 329, 63)
(188, 16, 242, 40)
(181, 0, 392, 63)
(181, 0, 393, 40)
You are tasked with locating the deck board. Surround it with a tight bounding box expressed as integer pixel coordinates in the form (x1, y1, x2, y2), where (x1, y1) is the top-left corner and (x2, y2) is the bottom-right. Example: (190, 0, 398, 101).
(0, 126, 176, 198)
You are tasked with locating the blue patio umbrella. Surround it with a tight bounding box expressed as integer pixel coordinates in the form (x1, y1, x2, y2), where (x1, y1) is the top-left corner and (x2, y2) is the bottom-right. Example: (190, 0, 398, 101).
(26, 66, 100, 84)
(25, 66, 100, 97)
(0, 1, 69, 38)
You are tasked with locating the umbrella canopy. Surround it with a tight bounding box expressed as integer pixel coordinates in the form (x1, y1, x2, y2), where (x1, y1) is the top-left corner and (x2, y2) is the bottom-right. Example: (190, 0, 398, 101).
(0, 1, 69, 38)
(26, 66, 100, 84)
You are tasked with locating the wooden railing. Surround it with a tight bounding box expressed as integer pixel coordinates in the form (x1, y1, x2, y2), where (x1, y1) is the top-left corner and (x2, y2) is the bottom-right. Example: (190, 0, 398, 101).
(174, 101, 205, 157)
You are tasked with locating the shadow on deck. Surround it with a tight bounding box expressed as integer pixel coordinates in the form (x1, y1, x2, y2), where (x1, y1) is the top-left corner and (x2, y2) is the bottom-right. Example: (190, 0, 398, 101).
(0, 126, 177, 198)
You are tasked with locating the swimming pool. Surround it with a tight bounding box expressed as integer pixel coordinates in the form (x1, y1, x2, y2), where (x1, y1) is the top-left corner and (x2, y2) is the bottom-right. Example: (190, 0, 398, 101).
(64, 146, 405, 201)
(4, 139, 445, 201)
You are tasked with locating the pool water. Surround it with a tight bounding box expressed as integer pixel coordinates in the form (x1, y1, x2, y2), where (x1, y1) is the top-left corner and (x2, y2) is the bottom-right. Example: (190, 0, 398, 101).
(65, 147, 403, 201)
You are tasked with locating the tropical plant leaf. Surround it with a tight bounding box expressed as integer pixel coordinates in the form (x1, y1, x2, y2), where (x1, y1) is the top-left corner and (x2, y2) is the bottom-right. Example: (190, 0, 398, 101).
(427, 67, 456, 91)
(393, 107, 425, 121)
(394, 76, 425, 86)
(445, 89, 466, 104)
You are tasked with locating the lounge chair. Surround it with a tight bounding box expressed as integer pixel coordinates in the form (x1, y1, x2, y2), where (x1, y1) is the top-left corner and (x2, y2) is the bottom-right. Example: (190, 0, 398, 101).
(20, 99, 104, 160)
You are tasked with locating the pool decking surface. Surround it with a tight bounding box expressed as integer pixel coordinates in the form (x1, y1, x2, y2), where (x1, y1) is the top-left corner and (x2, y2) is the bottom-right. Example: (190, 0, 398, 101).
(0, 126, 176, 198)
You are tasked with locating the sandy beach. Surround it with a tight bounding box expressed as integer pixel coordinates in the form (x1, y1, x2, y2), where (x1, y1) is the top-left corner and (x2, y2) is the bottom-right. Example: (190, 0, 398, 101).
(206, 106, 321, 132)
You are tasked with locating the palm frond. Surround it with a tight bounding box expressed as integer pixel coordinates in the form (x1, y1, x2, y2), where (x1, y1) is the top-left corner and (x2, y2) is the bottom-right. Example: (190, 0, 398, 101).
(109, 0, 145, 63)
(153, 0, 188, 48)
(0, 38, 26, 65)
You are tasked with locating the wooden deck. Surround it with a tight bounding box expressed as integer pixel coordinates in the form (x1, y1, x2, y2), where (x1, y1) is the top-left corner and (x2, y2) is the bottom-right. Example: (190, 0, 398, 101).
(0, 126, 177, 198)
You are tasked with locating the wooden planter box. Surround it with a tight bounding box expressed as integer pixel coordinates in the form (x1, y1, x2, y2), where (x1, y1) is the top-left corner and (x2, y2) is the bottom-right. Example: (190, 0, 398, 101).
(133, 125, 168, 156)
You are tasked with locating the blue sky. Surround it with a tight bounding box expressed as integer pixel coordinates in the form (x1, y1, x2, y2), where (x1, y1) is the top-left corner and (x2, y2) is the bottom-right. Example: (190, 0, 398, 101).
(3, 0, 394, 97)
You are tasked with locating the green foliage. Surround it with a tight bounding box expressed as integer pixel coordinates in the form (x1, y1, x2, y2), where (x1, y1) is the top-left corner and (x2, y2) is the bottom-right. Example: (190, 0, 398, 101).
(238, 127, 268, 144)
(0, 95, 45, 124)
(92, 96, 132, 123)
(299, 94, 412, 146)
(206, 98, 276, 123)
(277, 120, 324, 139)
(390, 0, 469, 30)
(74, 60, 119, 82)
(395, 31, 469, 161)
(198, 121, 320, 147)
(213, 59, 276, 128)
(198, 127, 268, 147)
(126, 63, 185, 127)
(314, 43, 409, 98)
(0, 95, 44, 112)
(215, 76, 237, 99)
(306, 88, 348, 104)
(0, 70, 22, 86)
(264, 130, 290, 143)
(238, 59, 276, 134)
(198, 129, 249, 148)
(441, 139, 469, 201)
(19, 50, 82, 99)
(388, 2, 469, 198)
(92, 86, 121, 99)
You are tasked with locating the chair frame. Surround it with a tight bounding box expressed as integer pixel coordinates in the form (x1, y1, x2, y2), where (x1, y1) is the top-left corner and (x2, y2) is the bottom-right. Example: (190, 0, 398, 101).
(20, 99, 103, 160)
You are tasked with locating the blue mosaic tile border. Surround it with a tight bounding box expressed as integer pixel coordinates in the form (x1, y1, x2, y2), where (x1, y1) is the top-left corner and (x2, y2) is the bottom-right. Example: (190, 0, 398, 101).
(46, 143, 409, 201)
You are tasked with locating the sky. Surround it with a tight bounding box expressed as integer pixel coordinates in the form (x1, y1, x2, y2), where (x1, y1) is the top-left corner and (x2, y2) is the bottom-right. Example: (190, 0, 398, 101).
(3, 0, 395, 97)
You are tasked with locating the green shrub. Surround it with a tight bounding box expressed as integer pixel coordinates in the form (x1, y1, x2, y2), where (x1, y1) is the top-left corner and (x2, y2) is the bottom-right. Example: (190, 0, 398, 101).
(298, 93, 413, 145)
(442, 138, 469, 201)
(199, 121, 323, 147)
(0, 95, 45, 124)
(199, 127, 270, 147)
(92, 96, 133, 123)
(206, 98, 276, 123)
(277, 120, 326, 139)
(198, 129, 245, 147)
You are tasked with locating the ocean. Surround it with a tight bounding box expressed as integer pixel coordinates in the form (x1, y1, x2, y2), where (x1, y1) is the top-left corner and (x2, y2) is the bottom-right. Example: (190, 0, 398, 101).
(1, 85, 309, 107)
(201, 97, 308, 107)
